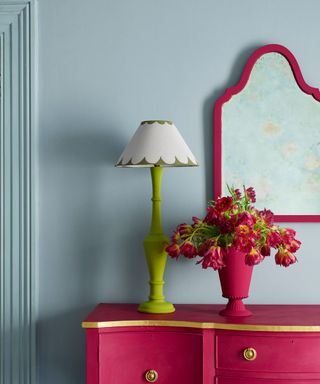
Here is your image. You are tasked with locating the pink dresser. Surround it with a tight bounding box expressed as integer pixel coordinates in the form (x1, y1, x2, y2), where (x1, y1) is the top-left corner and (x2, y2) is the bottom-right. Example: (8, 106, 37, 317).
(82, 304, 320, 384)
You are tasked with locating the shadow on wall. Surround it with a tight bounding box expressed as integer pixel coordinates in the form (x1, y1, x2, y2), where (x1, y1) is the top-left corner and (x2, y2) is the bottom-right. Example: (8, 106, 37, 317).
(39, 117, 148, 383)
(37, 306, 91, 384)
(202, 42, 268, 203)
(39, 113, 153, 383)
(41, 118, 129, 299)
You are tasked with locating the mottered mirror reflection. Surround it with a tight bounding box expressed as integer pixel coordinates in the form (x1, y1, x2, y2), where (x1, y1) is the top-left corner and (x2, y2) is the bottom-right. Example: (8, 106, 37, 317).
(214, 45, 320, 221)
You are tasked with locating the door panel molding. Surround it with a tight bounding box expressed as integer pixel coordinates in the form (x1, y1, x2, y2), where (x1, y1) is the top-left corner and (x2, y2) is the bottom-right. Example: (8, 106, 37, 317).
(0, 1, 36, 383)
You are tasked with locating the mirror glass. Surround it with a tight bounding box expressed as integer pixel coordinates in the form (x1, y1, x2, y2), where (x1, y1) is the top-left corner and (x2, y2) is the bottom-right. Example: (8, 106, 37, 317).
(221, 51, 320, 217)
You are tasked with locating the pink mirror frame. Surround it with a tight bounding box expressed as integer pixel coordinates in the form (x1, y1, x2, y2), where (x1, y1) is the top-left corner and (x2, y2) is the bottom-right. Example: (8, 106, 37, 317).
(213, 44, 320, 222)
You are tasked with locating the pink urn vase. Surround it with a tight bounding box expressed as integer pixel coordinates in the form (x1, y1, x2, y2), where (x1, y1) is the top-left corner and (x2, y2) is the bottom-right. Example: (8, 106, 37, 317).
(218, 247, 253, 317)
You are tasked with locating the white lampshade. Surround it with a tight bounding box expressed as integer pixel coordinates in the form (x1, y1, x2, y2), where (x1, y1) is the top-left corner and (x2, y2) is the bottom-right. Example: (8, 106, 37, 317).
(115, 120, 198, 167)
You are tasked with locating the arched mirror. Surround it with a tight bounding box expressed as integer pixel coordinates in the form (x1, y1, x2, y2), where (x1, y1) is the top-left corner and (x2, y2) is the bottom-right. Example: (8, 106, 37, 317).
(214, 44, 320, 222)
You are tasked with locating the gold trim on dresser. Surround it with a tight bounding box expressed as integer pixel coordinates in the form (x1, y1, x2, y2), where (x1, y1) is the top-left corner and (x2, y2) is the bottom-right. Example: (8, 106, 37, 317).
(81, 320, 320, 332)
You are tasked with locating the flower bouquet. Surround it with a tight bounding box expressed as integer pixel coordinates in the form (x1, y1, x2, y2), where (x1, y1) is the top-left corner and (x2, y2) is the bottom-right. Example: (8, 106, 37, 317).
(166, 186, 301, 316)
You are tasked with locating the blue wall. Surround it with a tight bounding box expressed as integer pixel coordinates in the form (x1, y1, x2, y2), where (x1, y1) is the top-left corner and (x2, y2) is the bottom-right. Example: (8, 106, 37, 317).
(38, 0, 320, 382)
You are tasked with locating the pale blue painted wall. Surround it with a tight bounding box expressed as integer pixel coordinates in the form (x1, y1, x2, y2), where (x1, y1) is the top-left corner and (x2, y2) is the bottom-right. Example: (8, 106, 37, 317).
(38, 0, 320, 383)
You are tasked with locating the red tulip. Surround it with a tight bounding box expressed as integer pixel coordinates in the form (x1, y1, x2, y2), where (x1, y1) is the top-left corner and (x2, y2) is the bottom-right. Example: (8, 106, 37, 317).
(245, 248, 264, 266)
(177, 223, 193, 235)
(267, 230, 282, 247)
(280, 228, 296, 243)
(171, 230, 181, 243)
(286, 239, 301, 253)
(180, 241, 197, 259)
(218, 215, 237, 234)
(237, 212, 256, 228)
(236, 224, 250, 236)
(234, 188, 242, 200)
(260, 245, 271, 257)
(215, 196, 234, 212)
(204, 206, 219, 225)
(245, 187, 256, 203)
(192, 216, 202, 224)
(199, 246, 225, 270)
(165, 243, 180, 258)
(166, 185, 301, 270)
(259, 209, 274, 225)
(198, 239, 214, 256)
(234, 236, 255, 254)
(275, 248, 297, 267)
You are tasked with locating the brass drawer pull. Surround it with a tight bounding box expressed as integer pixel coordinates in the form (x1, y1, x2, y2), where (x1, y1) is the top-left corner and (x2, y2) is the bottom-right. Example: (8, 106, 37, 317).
(243, 347, 257, 361)
(145, 369, 158, 382)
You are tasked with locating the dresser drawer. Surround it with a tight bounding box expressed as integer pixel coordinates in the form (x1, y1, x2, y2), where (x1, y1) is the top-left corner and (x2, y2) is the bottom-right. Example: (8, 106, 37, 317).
(216, 333, 320, 373)
(99, 330, 203, 384)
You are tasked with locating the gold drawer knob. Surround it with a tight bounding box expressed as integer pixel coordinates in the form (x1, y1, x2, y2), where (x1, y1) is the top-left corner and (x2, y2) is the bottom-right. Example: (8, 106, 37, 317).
(243, 347, 257, 361)
(145, 369, 158, 382)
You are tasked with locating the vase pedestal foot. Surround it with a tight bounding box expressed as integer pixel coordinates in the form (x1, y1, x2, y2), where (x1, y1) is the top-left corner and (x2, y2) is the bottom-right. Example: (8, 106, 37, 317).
(138, 300, 175, 314)
(219, 298, 252, 317)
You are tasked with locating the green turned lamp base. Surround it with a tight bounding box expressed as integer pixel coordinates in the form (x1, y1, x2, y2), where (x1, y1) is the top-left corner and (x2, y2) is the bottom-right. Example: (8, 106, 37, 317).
(138, 300, 175, 314)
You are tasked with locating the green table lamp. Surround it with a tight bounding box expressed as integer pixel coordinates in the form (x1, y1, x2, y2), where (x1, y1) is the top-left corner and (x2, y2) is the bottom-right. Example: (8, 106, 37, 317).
(116, 120, 198, 313)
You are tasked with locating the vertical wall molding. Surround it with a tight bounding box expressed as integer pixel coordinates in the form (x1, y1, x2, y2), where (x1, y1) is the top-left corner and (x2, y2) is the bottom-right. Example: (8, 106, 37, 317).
(0, 1, 36, 383)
